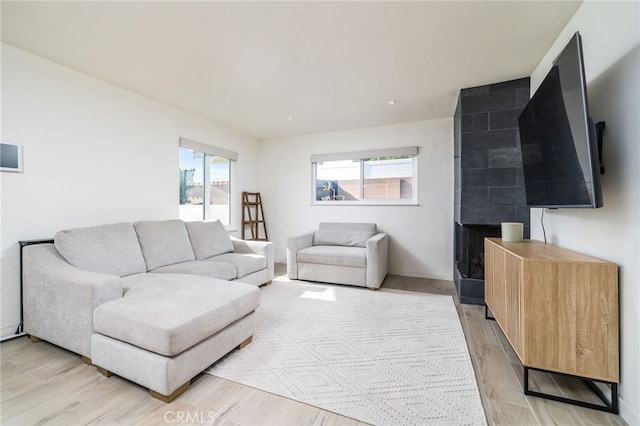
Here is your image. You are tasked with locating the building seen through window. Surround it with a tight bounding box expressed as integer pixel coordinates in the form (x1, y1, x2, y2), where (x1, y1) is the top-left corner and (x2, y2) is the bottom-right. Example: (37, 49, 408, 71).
(314, 155, 415, 204)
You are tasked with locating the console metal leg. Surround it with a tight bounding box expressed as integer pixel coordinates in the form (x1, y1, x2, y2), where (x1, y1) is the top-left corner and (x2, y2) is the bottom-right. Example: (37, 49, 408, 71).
(523, 366, 619, 414)
(484, 304, 495, 321)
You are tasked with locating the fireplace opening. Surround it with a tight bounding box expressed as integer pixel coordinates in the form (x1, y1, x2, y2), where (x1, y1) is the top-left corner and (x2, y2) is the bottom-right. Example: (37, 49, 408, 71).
(455, 223, 501, 279)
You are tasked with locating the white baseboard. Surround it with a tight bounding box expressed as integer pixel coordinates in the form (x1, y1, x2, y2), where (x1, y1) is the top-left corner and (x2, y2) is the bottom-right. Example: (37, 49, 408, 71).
(1, 323, 22, 339)
(387, 270, 452, 281)
(619, 395, 639, 426)
(0, 332, 26, 342)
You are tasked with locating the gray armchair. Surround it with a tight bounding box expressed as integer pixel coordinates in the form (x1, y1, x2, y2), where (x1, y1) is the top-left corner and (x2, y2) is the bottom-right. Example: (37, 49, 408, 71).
(287, 222, 388, 289)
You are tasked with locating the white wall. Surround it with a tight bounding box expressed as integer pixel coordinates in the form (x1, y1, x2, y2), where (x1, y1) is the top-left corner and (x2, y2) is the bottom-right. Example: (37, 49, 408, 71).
(528, 2, 639, 422)
(259, 119, 454, 280)
(0, 44, 260, 338)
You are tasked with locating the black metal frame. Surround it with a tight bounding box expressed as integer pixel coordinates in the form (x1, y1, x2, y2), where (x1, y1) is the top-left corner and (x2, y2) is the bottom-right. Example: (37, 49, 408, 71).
(596, 121, 606, 174)
(17, 239, 54, 335)
(524, 366, 619, 414)
(484, 303, 618, 414)
(484, 303, 495, 321)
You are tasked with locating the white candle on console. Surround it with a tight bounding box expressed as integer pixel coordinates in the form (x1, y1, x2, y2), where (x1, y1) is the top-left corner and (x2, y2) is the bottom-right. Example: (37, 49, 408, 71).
(501, 222, 524, 242)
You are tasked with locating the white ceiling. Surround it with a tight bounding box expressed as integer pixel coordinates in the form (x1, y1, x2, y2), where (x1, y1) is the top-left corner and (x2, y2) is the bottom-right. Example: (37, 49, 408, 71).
(1, 1, 581, 140)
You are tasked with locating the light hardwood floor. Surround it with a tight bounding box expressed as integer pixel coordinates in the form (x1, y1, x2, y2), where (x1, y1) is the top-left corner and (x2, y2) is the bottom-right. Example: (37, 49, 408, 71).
(1, 265, 626, 425)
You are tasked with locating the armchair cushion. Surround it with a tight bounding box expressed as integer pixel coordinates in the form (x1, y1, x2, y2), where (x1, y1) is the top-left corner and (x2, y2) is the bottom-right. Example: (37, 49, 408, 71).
(318, 222, 377, 233)
(297, 246, 366, 268)
(55, 223, 146, 277)
(313, 229, 375, 248)
(185, 220, 234, 260)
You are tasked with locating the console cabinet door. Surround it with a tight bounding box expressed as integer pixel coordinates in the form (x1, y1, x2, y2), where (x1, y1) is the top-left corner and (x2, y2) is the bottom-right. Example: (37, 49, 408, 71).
(485, 237, 619, 383)
(485, 240, 524, 362)
(484, 240, 504, 323)
(503, 252, 523, 358)
(523, 260, 619, 381)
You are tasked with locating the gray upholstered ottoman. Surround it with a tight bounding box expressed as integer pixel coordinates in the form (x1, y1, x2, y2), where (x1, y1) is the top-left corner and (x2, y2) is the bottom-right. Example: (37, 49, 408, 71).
(91, 274, 260, 401)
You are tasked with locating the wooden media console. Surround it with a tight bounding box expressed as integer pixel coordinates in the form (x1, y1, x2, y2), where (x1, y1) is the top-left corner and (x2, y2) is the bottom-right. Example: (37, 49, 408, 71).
(484, 237, 619, 413)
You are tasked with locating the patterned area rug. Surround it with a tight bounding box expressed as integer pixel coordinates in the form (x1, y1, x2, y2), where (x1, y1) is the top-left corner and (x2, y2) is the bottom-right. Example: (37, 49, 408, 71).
(207, 280, 487, 425)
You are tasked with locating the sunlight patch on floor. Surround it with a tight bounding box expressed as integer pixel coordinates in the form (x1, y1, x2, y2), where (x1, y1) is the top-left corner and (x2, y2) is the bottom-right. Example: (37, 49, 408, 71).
(300, 287, 336, 301)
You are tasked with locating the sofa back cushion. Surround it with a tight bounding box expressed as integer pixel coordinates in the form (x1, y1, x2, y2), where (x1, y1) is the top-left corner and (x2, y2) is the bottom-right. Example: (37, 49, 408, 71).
(314, 223, 377, 248)
(55, 223, 147, 277)
(134, 220, 195, 270)
(185, 220, 234, 260)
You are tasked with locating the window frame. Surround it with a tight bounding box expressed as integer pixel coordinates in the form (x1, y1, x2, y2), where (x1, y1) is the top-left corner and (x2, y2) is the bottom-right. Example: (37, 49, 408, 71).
(179, 138, 238, 229)
(311, 146, 419, 206)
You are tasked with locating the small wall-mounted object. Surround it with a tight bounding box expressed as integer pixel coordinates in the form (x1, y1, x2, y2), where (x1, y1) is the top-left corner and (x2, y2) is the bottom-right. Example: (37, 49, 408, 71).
(596, 121, 606, 174)
(0, 142, 23, 172)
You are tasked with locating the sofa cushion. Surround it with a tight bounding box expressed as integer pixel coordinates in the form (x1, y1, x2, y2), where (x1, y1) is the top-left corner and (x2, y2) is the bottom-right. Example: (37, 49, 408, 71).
(134, 220, 195, 271)
(297, 245, 366, 268)
(185, 220, 234, 260)
(210, 253, 267, 278)
(150, 260, 237, 281)
(313, 229, 375, 248)
(94, 273, 260, 357)
(55, 223, 146, 277)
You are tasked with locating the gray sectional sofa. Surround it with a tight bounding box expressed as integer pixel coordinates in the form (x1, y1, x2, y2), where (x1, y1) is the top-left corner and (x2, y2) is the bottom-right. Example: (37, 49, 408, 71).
(287, 222, 388, 289)
(23, 219, 274, 402)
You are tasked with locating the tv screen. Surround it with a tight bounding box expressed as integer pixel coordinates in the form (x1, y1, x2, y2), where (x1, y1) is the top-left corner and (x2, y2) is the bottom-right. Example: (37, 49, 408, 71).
(518, 32, 603, 208)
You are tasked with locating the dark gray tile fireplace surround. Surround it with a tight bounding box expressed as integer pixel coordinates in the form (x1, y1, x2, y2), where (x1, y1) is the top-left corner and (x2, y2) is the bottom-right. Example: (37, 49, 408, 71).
(454, 77, 531, 305)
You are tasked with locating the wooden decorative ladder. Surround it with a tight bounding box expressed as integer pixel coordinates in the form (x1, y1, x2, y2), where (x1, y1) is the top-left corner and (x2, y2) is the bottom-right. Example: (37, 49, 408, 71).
(241, 192, 268, 241)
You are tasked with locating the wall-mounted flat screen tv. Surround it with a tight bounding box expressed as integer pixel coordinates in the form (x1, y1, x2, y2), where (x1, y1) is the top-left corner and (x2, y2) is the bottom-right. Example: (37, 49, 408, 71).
(518, 31, 603, 208)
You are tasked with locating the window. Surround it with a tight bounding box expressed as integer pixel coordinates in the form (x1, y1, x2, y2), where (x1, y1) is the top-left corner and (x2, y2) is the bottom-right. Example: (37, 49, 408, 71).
(312, 146, 418, 205)
(179, 138, 237, 226)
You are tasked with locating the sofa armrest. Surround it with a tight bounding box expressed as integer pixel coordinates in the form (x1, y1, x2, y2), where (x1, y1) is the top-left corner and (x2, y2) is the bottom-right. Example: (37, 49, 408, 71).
(23, 244, 123, 358)
(286, 231, 314, 279)
(230, 237, 275, 281)
(366, 233, 389, 289)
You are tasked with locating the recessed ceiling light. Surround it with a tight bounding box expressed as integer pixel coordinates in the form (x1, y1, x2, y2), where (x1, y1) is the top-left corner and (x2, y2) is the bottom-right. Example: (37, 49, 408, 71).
(287, 116, 293, 120)
(388, 100, 397, 105)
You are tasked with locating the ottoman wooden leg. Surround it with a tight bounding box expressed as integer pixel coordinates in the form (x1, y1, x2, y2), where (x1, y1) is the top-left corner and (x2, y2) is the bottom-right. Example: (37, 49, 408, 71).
(29, 335, 42, 343)
(97, 367, 114, 378)
(150, 381, 191, 403)
(237, 336, 253, 349)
